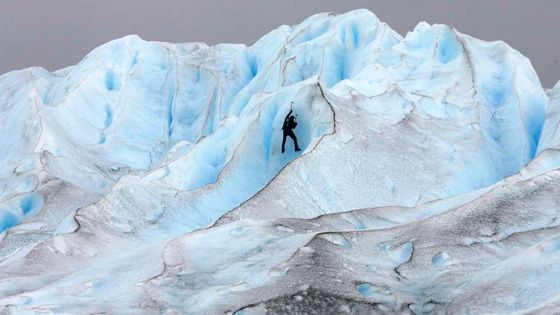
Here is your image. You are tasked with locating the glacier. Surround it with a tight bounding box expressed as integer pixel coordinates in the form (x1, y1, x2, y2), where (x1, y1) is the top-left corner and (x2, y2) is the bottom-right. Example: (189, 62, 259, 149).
(1, 8, 560, 314)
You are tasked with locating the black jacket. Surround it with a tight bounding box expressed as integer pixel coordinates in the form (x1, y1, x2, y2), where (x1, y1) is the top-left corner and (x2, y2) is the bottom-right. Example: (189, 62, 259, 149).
(282, 110, 297, 131)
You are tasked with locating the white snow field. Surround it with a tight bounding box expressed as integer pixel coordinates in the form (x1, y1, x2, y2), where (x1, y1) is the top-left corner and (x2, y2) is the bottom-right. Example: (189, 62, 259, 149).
(0, 9, 559, 314)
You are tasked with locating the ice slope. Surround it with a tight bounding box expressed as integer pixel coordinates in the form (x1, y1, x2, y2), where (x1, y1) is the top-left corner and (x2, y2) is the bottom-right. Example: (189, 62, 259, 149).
(0, 69, 49, 230)
(2, 169, 559, 314)
(509, 81, 560, 193)
(226, 169, 560, 315)
(0, 9, 547, 237)
(221, 21, 548, 222)
(0, 8, 558, 315)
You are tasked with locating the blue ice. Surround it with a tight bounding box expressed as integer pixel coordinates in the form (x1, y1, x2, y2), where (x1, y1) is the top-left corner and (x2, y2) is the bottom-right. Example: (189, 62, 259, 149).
(356, 283, 374, 297)
(0, 212, 18, 233)
(105, 70, 117, 91)
(436, 28, 461, 64)
(19, 193, 43, 215)
(432, 252, 450, 267)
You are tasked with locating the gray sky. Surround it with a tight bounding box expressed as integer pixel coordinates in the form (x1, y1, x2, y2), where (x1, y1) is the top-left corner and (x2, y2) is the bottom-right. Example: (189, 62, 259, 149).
(1, 0, 559, 87)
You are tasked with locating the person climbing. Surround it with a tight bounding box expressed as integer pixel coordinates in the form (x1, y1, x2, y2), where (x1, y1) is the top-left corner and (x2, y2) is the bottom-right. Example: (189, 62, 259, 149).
(282, 102, 301, 154)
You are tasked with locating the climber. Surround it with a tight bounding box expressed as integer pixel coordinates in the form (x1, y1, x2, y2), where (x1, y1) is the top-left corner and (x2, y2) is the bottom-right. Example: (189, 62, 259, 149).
(282, 102, 301, 154)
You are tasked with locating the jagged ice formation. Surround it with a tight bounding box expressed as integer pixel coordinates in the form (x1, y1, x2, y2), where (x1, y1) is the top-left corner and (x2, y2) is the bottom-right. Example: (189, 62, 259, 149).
(0, 9, 559, 314)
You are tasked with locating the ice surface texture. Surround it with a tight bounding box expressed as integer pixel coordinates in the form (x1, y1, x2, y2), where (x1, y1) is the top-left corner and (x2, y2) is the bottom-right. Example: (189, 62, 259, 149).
(0, 9, 559, 314)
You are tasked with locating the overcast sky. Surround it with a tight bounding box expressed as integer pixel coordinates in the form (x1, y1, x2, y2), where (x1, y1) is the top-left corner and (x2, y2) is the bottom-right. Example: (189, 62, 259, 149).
(1, 0, 559, 87)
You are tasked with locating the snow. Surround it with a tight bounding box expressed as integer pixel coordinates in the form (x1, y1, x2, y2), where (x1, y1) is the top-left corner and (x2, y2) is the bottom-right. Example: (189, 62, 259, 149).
(0, 8, 559, 314)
